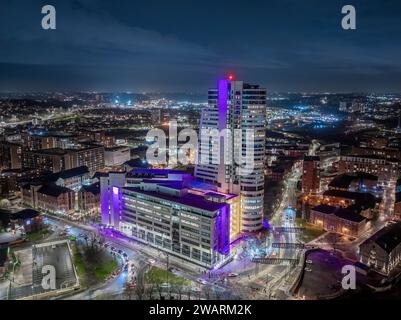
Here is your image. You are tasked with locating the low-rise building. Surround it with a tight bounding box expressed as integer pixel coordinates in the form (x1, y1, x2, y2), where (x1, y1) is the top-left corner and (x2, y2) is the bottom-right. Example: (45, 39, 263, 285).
(309, 204, 367, 236)
(36, 184, 75, 215)
(105, 146, 131, 166)
(359, 222, 401, 275)
(78, 182, 101, 215)
(0, 208, 43, 233)
(339, 155, 400, 182)
(322, 189, 378, 219)
(41, 166, 90, 191)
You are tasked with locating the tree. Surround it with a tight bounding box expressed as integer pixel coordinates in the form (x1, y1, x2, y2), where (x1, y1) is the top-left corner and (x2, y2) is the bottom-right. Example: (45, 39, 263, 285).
(146, 283, 156, 300)
(155, 283, 164, 300)
(135, 283, 145, 300)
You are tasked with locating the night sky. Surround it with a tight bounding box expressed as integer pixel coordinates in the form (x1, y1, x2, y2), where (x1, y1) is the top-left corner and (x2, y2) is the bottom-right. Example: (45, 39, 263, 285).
(0, 0, 400, 93)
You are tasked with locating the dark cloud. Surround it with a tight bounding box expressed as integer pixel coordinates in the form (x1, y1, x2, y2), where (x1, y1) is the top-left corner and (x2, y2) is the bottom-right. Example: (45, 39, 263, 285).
(0, 0, 400, 92)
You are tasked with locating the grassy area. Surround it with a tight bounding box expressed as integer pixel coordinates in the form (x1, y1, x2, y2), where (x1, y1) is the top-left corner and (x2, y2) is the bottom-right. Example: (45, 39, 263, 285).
(145, 267, 190, 286)
(296, 218, 326, 243)
(92, 258, 118, 282)
(26, 227, 51, 242)
(72, 244, 118, 288)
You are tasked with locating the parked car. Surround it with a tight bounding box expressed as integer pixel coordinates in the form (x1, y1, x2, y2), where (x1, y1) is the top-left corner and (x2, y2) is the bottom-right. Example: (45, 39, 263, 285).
(197, 278, 208, 285)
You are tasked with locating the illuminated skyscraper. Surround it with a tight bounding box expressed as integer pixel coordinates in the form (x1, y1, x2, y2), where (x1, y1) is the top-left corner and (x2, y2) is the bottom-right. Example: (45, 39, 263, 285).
(195, 75, 267, 233)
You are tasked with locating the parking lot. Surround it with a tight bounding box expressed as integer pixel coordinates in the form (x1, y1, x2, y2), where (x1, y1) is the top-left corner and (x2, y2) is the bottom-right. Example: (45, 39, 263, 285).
(297, 249, 353, 299)
(9, 240, 78, 299)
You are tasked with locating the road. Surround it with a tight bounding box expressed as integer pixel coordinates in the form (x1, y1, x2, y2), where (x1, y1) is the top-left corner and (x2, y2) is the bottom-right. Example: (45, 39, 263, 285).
(213, 160, 303, 300)
(45, 216, 241, 300)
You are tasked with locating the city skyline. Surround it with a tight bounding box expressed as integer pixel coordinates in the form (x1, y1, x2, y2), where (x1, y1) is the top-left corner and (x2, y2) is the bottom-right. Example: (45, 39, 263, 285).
(1, 0, 401, 93)
(2, 0, 401, 306)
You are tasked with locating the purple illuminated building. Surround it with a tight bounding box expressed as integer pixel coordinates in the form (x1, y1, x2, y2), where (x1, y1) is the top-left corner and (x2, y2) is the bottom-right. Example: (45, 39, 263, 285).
(100, 169, 240, 269)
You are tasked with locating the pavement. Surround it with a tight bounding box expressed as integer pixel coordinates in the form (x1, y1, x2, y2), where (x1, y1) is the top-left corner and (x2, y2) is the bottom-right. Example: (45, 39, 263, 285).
(7, 240, 78, 300)
(296, 249, 352, 300)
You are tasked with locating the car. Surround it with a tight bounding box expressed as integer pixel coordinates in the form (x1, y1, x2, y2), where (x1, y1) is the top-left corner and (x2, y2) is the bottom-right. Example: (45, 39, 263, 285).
(111, 247, 116, 251)
(306, 260, 313, 264)
(148, 259, 156, 265)
(228, 273, 239, 278)
(191, 287, 201, 293)
(197, 278, 208, 285)
(305, 268, 312, 272)
(123, 253, 128, 258)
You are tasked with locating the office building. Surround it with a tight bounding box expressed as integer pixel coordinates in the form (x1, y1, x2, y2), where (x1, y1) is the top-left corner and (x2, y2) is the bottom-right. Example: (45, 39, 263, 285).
(105, 146, 131, 166)
(0, 142, 22, 170)
(302, 156, 320, 194)
(100, 169, 241, 269)
(22, 145, 105, 175)
(195, 76, 267, 232)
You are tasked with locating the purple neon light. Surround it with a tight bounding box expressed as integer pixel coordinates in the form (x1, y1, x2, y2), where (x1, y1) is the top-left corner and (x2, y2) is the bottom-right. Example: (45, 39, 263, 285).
(113, 187, 120, 195)
(214, 204, 230, 256)
(218, 80, 229, 131)
(112, 187, 121, 229)
(101, 189, 110, 225)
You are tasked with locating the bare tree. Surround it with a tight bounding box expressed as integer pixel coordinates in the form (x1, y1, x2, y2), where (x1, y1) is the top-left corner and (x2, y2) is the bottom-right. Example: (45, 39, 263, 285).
(172, 284, 184, 300)
(204, 285, 211, 300)
(155, 283, 164, 300)
(147, 283, 156, 300)
(135, 284, 145, 301)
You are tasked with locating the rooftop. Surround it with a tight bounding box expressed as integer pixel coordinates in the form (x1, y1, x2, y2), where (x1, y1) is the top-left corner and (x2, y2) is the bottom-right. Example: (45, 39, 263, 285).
(362, 222, 401, 253)
(105, 146, 130, 152)
(329, 172, 378, 189)
(28, 148, 68, 156)
(128, 168, 187, 176)
(123, 187, 228, 213)
(323, 190, 378, 209)
(80, 182, 100, 195)
(344, 154, 400, 162)
(0, 209, 41, 223)
(42, 166, 89, 182)
(38, 184, 72, 197)
(312, 205, 366, 223)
